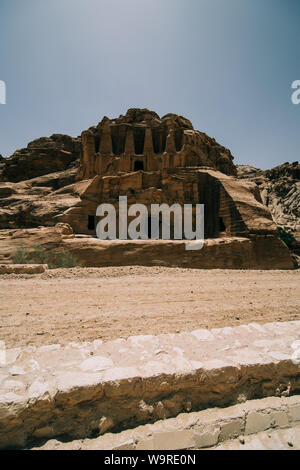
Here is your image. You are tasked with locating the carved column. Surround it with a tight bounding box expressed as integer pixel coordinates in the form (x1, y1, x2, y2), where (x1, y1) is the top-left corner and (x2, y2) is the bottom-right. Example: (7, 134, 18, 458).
(99, 122, 113, 155)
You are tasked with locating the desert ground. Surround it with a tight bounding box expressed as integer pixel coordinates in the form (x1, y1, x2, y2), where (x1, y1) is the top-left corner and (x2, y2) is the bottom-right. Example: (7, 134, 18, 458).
(0, 266, 299, 349)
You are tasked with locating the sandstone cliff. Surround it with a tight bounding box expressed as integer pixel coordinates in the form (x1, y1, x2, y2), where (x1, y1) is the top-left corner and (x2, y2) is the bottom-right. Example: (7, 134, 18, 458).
(0, 109, 296, 269)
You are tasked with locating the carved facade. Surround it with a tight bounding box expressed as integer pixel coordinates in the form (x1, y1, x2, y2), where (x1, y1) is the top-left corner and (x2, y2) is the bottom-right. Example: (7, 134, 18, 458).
(77, 109, 237, 180)
(62, 109, 279, 244)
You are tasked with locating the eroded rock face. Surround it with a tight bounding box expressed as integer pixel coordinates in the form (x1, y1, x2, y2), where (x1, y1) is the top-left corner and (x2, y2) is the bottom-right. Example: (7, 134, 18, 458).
(0, 109, 295, 269)
(0, 224, 293, 269)
(61, 165, 278, 238)
(60, 237, 293, 270)
(237, 162, 300, 236)
(29, 395, 300, 450)
(78, 108, 237, 179)
(0, 109, 236, 232)
(0, 169, 89, 229)
(0, 264, 48, 274)
(0, 320, 299, 448)
(0, 223, 74, 264)
(0, 134, 81, 183)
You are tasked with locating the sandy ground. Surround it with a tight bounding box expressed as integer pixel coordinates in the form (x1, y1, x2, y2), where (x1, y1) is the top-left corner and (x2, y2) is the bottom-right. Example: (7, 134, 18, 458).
(0, 266, 299, 348)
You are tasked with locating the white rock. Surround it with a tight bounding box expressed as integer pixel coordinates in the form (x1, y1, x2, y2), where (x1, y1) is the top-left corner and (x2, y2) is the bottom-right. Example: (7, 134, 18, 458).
(80, 356, 113, 372)
(9, 366, 25, 376)
(191, 329, 214, 341)
(28, 379, 49, 398)
(4, 380, 25, 391)
(39, 344, 61, 352)
(92, 339, 103, 350)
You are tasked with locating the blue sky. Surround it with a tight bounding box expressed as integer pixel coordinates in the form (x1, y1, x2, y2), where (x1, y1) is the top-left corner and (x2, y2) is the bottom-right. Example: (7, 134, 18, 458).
(0, 0, 299, 168)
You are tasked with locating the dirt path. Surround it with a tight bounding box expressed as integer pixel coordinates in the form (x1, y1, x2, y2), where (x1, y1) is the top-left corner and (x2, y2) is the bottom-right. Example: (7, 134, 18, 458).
(0, 267, 299, 348)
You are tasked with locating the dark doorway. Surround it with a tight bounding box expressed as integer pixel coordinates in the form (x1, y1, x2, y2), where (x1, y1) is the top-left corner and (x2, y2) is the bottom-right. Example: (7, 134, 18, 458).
(134, 160, 144, 171)
(219, 217, 226, 233)
(133, 127, 146, 154)
(88, 215, 95, 231)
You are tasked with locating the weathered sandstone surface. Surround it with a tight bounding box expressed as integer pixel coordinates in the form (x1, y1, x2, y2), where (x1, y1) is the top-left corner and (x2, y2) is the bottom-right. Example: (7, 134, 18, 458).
(78, 108, 237, 179)
(0, 223, 293, 269)
(0, 134, 81, 183)
(0, 321, 299, 449)
(0, 264, 47, 275)
(30, 396, 300, 450)
(0, 109, 296, 269)
(0, 224, 73, 264)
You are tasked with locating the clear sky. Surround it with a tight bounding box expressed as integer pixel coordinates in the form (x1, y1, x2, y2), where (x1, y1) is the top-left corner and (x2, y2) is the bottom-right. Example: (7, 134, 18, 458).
(0, 0, 299, 168)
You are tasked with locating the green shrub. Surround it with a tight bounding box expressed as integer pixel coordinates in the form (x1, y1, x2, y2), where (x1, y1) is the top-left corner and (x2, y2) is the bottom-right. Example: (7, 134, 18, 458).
(50, 249, 80, 269)
(12, 247, 31, 264)
(278, 227, 296, 248)
(31, 246, 52, 265)
(12, 246, 81, 269)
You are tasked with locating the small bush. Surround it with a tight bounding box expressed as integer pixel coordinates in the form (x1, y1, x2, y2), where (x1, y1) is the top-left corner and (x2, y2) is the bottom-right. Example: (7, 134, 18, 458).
(278, 227, 296, 248)
(12, 247, 31, 264)
(12, 246, 81, 269)
(50, 249, 80, 269)
(31, 246, 52, 265)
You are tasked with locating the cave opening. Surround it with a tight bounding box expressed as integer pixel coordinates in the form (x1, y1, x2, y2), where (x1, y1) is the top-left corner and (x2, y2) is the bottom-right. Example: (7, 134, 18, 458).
(219, 217, 226, 233)
(134, 160, 144, 171)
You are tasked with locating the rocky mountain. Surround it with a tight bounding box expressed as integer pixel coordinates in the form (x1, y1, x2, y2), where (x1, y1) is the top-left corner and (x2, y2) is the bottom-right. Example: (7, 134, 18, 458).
(0, 134, 81, 183)
(0, 133, 85, 229)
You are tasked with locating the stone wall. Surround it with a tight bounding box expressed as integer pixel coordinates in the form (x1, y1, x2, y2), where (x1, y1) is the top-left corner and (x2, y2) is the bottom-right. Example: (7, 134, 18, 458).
(31, 396, 300, 450)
